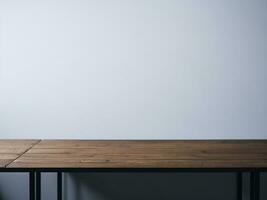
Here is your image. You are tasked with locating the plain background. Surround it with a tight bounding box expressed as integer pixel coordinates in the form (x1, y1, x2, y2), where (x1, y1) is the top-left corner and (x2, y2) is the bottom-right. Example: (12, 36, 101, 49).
(0, 0, 267, 199)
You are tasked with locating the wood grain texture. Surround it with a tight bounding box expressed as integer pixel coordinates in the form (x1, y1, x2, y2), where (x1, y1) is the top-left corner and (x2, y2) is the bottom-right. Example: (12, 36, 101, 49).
(0, 140, 40, 167)
(6, 140, 267, 168)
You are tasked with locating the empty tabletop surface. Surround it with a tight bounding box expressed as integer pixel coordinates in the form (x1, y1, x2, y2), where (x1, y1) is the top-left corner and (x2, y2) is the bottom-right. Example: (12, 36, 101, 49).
(0, 140, 40, 167)
(5, 140, 267, 168)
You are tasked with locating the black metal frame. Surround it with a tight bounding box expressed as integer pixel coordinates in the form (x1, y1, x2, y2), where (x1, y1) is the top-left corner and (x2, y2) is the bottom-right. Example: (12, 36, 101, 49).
(57, 172, 62, 200)
(0, 168, 265, 200)
(237, 172, 243, 200)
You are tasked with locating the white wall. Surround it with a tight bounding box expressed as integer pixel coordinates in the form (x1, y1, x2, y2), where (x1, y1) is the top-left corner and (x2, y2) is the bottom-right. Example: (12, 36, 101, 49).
(1, 0, 267, 139)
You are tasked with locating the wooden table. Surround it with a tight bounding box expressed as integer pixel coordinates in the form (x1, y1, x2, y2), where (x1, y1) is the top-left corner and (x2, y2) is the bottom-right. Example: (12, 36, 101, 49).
(1, 140, 267, 200)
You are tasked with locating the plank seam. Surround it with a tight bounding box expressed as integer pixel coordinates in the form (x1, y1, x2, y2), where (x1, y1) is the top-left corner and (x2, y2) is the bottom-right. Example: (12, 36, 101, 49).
(5, 140, 42, 168)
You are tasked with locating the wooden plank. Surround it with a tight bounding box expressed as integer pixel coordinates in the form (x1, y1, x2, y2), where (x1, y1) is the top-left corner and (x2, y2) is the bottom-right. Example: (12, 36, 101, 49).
(0, 140, 40, 167)
(7, 140, 267, 168)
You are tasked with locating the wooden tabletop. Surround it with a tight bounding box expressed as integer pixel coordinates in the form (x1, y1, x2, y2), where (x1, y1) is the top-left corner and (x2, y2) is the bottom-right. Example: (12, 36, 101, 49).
(2, 140, 267, 169)
(0, 140, 40, 167)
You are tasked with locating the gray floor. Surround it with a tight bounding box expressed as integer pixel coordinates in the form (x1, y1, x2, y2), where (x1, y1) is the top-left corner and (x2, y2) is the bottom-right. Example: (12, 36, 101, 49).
(0, 172, 266, 200)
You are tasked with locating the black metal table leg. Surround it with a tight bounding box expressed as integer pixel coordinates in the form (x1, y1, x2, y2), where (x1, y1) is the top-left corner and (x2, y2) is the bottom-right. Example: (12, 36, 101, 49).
(36, 172, 41, 200)
(237, 172, 243, 200)
(29, 171, 41, 200)
(29, 171, 35, 200)
(58, 172, 62, 200)
(250, 171, 260, 200)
